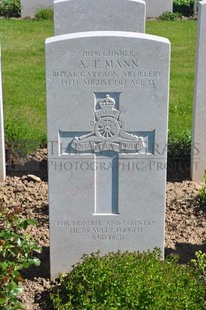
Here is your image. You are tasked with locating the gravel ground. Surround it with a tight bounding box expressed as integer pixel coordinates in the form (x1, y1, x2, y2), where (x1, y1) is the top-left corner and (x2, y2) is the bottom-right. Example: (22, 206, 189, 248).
(1, 149, 206, 309)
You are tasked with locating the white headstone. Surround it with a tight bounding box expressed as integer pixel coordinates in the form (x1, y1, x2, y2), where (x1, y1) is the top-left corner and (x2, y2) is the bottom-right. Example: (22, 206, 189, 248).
(0, 48, 6, 182)
(191, 0, 206, 182)
(54, 0, 146, 35)
(144, 0, 173, 17)
(46, 31, 170, 279)
(21, 0, 53, 18)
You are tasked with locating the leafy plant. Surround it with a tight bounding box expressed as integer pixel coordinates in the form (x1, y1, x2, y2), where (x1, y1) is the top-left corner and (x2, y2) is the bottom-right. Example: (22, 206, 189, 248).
(35, 8, 53, 21)
(159, 11, 182, 21)
(51, 250, 206, 309)
(0, 0, 21, 18)
(167, 131, 192, 162)
(4, 113, 46, 157)
(173, 0, 194, 16)
(174, 0, 192, 5)
(0, 205, 41, 309)
(191, 250, 206, 284)
(199, 171, 206, 205)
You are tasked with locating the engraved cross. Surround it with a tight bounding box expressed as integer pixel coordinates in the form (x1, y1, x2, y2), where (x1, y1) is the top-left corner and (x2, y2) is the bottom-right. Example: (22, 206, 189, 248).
(61, 93, 148, 215)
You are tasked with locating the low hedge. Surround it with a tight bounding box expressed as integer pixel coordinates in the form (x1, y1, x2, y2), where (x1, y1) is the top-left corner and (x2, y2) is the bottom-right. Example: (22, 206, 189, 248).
(51, 250, 206, 310)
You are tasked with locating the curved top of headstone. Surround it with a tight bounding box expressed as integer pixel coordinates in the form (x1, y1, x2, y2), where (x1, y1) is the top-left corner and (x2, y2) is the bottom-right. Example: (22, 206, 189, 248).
(46, 30, 170, 46)
(54, 0, 146, 35)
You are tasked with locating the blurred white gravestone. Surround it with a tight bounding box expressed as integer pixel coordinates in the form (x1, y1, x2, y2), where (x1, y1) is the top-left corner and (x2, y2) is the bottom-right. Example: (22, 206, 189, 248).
(144, 0, 173, 17)
(191, 0, 206, 181)
(46, 31, 170, 279)
(54, 0, 146, 35)
(21, 0, 53, 18)
(0, 48, 5, 182)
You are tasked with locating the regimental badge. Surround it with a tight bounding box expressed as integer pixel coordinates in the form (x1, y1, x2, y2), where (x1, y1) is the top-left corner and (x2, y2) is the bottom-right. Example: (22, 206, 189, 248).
(71, 94, 146, 153)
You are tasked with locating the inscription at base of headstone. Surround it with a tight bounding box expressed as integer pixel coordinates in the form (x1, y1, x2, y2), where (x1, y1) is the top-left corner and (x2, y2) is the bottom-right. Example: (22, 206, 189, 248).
(191, 0, 206, 181)
(0, 48, 5, 182)
(46, 31, 170, 279)
(54, 0, 146, 35)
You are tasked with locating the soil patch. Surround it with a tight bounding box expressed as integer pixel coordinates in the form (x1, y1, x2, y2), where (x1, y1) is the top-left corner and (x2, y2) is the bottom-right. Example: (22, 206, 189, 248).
(1, 149, 206, 309)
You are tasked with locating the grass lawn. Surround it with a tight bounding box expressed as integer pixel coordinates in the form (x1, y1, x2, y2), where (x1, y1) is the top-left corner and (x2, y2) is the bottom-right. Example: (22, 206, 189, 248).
(0, 19, 53, 153)
(0, 19, 197, 154)
(147, 20, 197, 144)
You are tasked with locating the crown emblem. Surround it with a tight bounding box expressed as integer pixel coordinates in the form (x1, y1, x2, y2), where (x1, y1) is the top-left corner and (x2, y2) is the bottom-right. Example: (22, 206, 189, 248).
(95, 94, 120, 121)
(98, 94, 115, 109)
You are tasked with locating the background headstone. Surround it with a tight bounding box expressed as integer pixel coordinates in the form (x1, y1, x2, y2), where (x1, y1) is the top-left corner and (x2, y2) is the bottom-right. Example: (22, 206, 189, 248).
(46, 31, 170, 279)
(54, 0, 146, 35)
(21, 0, 53, 18)
(191, 0, 206, 182)
(144, 0, 173, 17)
(0, 48, 6, 182)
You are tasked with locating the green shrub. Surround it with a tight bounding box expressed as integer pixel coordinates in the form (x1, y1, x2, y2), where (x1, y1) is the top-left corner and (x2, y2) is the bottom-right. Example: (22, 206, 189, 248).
(0, 0, 21, 18)
(174, 0, 192, 5)
(173, 0, 194, 16)
(51, 250, 206, 310)
(35, 8, 53, 21)
(0, 205, 41, 309)
(159, 11, 182, 21)
(4, 114, 46, 157)
(167, 131, 191, 162)
(199, 171, 206, 205)
(191, 251, 206, 285)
